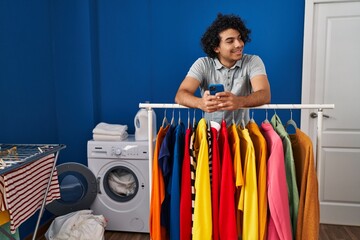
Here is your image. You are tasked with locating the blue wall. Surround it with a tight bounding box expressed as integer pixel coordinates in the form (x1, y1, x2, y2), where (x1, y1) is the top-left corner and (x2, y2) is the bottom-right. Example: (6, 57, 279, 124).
(0, 0, 304, 238)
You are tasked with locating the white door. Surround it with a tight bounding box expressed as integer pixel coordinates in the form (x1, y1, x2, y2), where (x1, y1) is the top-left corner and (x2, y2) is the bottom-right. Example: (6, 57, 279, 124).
(301, 0, 360, 226)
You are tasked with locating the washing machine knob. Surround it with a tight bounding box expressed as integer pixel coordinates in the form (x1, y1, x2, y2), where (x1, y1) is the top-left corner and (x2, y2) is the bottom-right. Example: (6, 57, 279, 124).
(114, 148, 122, 156)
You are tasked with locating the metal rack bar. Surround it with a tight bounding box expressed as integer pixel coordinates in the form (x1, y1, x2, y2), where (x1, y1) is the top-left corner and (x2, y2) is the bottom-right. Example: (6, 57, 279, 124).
(138, 102, 335, 202)
(32, 149, 62, 240)
(0, 144, 66, 175)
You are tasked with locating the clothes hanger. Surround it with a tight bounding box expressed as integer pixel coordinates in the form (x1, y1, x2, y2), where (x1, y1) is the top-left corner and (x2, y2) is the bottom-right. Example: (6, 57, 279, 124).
(285, 108, 298, 131)
(187, 109, 191, 129)
(170, 108, 175, 126)
(161, 109, 168, 128)
(232, 111, 236, 125)
(271, 108, 279, 127)
(192, 109, 196, 129)
(250, 110, 255, 123)
(263, 109, 270, 123)
(240, 111, 246, 129)
(178, 109, 182, 125)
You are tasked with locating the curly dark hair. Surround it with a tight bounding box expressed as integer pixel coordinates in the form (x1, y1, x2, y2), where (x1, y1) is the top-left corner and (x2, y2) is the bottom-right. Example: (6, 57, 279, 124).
(201, 13, 251, 58)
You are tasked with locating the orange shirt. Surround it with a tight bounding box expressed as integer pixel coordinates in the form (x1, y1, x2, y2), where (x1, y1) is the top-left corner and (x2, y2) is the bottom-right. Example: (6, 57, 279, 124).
(290, 129, 320, 240)
(149, 125, 169, 240)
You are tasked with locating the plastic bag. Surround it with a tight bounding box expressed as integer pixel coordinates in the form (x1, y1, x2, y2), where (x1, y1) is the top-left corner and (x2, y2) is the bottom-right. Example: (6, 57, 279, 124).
(45, 210, 106, 240)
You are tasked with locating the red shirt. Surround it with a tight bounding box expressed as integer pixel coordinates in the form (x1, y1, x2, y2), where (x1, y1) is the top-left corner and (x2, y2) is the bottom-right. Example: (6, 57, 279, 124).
(211, 123, 221, 240)
(218, 120, 237, 239)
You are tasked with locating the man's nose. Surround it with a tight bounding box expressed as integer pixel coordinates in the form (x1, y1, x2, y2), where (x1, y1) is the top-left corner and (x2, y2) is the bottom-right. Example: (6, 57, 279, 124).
(235, 39, 244, 47)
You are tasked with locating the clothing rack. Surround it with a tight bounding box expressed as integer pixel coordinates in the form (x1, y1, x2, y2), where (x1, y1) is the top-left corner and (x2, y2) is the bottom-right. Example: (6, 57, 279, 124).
(139, 103, 334, 200)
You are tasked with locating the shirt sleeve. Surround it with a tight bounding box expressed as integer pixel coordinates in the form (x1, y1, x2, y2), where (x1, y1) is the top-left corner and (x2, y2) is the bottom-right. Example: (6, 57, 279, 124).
(186, 58, 207, 84)
(248, 55, 267, 79)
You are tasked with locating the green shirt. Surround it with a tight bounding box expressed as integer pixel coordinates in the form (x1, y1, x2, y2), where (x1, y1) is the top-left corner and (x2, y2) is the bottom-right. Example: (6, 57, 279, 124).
(270, 113, 300, 238)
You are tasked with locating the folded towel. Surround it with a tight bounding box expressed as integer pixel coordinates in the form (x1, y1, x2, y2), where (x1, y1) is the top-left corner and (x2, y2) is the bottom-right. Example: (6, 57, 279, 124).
(93, 122, 128, 136)
(93, 133, 128, 141)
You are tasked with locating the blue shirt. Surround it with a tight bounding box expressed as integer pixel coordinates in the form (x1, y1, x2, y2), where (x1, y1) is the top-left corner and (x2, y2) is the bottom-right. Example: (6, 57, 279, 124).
(158, 124, 176, 234)
(170, 122, 185, 240)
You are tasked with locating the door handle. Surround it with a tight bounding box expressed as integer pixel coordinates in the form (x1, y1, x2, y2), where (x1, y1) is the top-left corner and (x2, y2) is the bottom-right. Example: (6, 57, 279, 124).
(310, 112, 330, 119)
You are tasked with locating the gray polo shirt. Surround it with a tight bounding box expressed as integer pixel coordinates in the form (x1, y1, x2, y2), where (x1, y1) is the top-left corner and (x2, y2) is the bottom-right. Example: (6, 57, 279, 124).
(187, 54, 267, 125)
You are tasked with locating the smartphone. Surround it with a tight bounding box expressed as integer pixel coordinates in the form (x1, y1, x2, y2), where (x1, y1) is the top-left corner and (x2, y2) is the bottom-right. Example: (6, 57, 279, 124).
(209, 83, 224, 95)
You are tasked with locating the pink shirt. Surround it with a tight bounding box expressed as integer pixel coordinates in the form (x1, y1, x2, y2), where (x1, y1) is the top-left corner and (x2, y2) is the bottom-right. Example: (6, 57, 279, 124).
(180, 128, 192, 240)
(261, 122, 292, 240)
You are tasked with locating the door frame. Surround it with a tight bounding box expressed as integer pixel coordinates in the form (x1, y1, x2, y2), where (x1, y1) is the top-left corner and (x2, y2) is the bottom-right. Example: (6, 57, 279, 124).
(301, 0, 360, 225)
(301, 0, 351, 137)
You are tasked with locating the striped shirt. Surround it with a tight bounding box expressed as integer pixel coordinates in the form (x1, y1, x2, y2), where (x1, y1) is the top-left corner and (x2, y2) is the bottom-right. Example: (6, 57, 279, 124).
(0, 154, 60, 233)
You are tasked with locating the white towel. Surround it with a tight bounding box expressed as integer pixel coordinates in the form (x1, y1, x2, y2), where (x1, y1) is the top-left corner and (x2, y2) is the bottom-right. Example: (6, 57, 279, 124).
(92, 122, 128, 136)
(93, 133, 128, 141)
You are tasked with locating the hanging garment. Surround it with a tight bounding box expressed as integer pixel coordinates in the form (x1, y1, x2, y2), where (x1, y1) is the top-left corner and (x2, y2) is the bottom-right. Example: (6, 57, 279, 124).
(238, 127, 259, 240)
(289, 129, 320, 240)
(261, 122, 292, 240)
(247, 121, 268, 240)
(207, 121, 213, 198)
(190, 128, 197, 237)
(218, 120, 237, 240)
(271, 114, 299, 238)
(0, 154, 60, 234)
(170, 122, 185, 240)
(227, 123, 244, 237)
(210, 121, 221, 240)
(180, 127, 192, 240)
(149, 125, 169, 240)
(192, 119, 212, 240)
(228, 124, 244, 194)
(158, 125, 176, 237)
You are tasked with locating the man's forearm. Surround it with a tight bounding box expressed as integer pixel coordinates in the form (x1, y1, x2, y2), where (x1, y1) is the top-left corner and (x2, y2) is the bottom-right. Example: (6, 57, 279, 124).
(175, 90, 203, 109)
(237, 89, 271, 108)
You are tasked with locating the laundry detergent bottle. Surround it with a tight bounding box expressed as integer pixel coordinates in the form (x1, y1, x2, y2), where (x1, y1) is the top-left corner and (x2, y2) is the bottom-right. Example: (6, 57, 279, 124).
(134, 108, 157, 141)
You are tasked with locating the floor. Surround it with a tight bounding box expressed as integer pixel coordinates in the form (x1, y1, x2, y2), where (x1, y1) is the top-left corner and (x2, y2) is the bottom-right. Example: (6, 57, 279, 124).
(31, 224, 360, 239)
(104, 225, 360, 240)
(320, 224, 360, 240)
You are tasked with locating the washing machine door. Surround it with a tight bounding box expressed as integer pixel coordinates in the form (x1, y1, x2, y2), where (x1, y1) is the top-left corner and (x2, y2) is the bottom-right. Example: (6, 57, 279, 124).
(46, 162, 97, 216)
(102, 165, 141, 203)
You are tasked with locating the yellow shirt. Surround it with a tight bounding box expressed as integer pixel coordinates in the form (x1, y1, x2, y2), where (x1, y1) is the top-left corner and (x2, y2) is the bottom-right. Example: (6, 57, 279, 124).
(193, 119, 212, 240)
(238, 126, 259, 240)
(228, 124, 244, 189)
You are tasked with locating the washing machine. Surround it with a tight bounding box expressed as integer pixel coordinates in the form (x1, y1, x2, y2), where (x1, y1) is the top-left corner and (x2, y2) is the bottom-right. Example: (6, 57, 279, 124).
(46, 135, 150, 233)
(87, 136, 150, 232)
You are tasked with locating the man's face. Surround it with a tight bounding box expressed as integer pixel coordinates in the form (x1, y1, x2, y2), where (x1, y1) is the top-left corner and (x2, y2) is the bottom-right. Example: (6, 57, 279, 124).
(214, 28, 244, 68)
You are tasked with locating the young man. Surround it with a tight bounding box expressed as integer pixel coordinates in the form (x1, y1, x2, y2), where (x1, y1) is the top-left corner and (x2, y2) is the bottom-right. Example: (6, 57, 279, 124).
(175, 13, 271, 125)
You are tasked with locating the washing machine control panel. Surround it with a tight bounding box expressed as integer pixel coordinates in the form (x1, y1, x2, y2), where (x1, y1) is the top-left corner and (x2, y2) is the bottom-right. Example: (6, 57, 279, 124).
(87, 137, 150, 160)
(111, 144, 148, 159)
